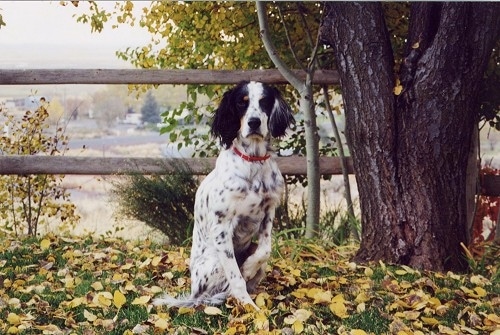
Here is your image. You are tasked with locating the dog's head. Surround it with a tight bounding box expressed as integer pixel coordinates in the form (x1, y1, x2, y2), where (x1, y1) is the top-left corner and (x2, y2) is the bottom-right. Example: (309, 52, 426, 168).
(211, 81, 295, 149)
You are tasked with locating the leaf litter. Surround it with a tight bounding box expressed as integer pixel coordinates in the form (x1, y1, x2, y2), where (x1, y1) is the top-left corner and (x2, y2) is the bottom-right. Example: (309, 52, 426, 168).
(0, 234, 498, 334)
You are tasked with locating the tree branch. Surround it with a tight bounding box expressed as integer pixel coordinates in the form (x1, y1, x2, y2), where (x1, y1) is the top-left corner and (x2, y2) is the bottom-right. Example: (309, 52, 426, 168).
(256, 1, 303, 90)
(276, 4, 306, 72)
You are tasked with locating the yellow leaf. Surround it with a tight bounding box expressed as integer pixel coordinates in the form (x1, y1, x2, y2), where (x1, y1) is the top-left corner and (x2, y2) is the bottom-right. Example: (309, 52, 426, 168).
(395, 269, 407, 276)
(84, 309, 97, 322)
(91, 281, 104, 291)
(421, 316, 439, 326)
(351, 330, 368, 335)
(6, 313, 21, 325)
(291, 288, 308, 299)
(332, 294, 345, 303)
(92, 292, 113, 307)
(34, 324, 62, 332)
(313, 290, 332, 304)
(63, 276, 75, 289)
(428, 297, 441, 307)
(284, 315, 297, 325)
(139, 258, 152, 268)
(131, 295, 151, 305)
(412, 41, 420, 49)
(255, 292, 270, 309)
(6, 326, 19, 334)
(364, 267, 373, 277)
(40, 239, 51, 250)
(355, 292, 370, 304)
(472, 286, 487, 298)
(121, 263, 134, 270)
(486, 313, 500, 324)
(253, 311, 269, 330)
(292, 320, 304, 334)
(393, 79, 403, 96)
(204, 306, 222, 315)
(226, 324, 247, 335)
(152, 256, 162, 267)
(154, 318, 170, 330)
(68, 297, 83, 308)
(294, 309, 312, 322)
(470, 275, 489, 286)
(403, 310, 420, 320)
(113, 290, 126, 309)
(178, 307, 194, 315)
(329, 301, 348, 318)
(112, 273, 124, 281)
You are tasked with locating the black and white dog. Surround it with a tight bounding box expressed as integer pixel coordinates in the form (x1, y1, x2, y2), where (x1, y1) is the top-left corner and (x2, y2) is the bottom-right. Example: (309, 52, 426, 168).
(154, 81, 295, 309)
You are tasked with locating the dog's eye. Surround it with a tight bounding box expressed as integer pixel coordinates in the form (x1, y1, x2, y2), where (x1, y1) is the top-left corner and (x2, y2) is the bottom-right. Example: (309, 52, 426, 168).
(237, 97, 249, 108)
(259, 97, 274, 114)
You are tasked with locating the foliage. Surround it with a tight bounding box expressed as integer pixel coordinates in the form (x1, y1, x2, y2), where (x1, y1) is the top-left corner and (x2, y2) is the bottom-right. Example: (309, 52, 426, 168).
(0, 234, 498, 334)
(69, 1, 332, 155)
(140, 91, 161, 125)
(0, 102, 79, 236)
(110, 164, 198, 245)
(469, 166, 500, 259)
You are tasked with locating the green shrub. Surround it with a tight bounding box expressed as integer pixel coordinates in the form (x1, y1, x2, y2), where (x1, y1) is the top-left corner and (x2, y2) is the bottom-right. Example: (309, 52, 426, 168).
(111, 163, 198, 245)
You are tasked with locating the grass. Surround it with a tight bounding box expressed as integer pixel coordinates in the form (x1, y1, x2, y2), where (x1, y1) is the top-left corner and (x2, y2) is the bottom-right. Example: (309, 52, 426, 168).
(0, 234, 498, 335)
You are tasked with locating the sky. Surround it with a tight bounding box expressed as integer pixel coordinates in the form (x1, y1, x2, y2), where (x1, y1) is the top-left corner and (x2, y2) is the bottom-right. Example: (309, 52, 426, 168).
(0, 1, 151, 69)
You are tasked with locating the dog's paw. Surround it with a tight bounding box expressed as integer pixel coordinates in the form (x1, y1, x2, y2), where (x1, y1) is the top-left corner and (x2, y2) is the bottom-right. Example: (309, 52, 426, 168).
(241, 256, 266, 281)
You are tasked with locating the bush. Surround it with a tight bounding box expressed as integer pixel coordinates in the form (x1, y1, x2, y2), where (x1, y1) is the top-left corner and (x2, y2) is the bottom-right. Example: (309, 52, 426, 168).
(111, 163, 198, 245)
(0, 101, 79, 236)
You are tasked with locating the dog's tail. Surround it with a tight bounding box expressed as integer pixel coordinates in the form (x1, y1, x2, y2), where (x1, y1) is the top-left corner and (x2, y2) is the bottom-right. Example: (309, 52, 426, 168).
(153, 292, 227, 308)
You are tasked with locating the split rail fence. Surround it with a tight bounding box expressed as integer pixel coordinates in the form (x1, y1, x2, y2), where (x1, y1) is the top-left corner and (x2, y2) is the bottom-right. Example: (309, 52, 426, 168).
(0, 68, 498, 197)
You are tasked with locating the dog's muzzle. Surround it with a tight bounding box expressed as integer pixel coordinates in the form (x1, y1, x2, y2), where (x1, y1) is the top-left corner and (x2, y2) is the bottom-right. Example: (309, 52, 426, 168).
(246, 117, 263, 137)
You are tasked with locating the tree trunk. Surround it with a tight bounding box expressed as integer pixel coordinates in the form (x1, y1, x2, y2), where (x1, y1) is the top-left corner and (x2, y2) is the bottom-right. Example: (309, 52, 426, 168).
(301, 82, 321, 238)
(256, 2, 321, 237)
(321, 2, 500, 271)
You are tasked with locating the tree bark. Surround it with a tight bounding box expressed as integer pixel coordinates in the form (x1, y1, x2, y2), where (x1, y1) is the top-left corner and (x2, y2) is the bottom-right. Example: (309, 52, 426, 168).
(321, 2, 500, 271)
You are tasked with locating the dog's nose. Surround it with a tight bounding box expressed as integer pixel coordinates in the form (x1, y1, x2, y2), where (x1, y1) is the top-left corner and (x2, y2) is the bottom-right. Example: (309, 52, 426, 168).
(248, 118, 261, 130)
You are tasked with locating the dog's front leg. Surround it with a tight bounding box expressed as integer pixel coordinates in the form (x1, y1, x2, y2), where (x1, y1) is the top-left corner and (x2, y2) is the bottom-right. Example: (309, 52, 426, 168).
(212, 223, 259, 309)
(240, 210, 274, 290)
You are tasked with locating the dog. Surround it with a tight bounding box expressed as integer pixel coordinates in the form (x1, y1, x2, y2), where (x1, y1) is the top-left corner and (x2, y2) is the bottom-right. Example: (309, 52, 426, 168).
(153, 81, 295, 310)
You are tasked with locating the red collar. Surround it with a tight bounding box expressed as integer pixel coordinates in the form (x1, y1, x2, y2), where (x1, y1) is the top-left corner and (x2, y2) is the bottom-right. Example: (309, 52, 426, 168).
(232, 146, 271, 162)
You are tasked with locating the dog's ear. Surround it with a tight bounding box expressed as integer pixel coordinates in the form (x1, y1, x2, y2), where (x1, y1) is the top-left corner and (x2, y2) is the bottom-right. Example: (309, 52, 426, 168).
(211, 88, 241, 149)
(269, 89, 295, 138)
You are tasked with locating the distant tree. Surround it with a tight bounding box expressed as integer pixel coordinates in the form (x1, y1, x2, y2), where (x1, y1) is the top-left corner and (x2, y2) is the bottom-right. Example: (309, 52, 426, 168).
(92, 88, 126, 129)
(141, 91, 161, 125)
(64, 97, 91, 121)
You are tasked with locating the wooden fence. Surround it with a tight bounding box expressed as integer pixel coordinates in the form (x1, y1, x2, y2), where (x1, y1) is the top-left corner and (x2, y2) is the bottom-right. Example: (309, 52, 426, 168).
(0, 68, 498, 196)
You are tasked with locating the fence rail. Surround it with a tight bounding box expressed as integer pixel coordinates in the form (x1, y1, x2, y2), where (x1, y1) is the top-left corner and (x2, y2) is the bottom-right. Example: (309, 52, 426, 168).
(0, 155, 354, 176)
(0, 69, 339, 85)
(1, 68, 499, 196)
